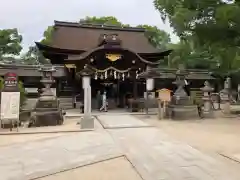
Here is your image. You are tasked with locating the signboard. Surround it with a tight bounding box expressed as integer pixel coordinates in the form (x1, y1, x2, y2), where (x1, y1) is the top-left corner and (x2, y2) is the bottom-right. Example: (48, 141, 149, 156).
(157, 88, 171, 102)
(4, 72, 18, 89)
(1, 92, 20, 120)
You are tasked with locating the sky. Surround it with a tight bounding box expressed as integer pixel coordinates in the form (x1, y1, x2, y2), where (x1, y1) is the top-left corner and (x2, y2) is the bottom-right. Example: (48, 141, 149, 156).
(0, 0, 179, 52)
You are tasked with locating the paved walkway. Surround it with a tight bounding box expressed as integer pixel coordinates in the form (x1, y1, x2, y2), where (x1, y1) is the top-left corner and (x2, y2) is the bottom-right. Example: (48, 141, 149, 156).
(99, 115, 239, 180)
(0, 114, 239, 180)
(108, 128, 237, 180)
(97, 114, 152, 129)
(0, 130, 122, 180)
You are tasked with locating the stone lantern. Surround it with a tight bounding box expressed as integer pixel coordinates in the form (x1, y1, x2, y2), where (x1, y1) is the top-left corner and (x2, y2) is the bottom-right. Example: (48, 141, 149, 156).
(172, 65, 188, 104)
(78, 65, 95, 129)
(28, 65, 65, 127)
(38, 66, 56, 97)
(138, 66, 158, 115)
(169, 64, 199, 120)
(200, 81, 214, 118)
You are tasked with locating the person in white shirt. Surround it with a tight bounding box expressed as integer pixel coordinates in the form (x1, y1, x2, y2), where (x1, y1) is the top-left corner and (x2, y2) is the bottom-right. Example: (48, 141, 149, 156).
(100, 91, 108, 112)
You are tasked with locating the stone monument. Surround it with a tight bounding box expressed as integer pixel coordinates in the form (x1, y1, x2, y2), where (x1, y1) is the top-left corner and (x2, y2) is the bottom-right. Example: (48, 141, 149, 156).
(221, 77, 231, 115)
(28, 66, 65, 127)
(0, 72, 20, 129)
(200, 81, 214, 118)
(169, 65, 199, 120)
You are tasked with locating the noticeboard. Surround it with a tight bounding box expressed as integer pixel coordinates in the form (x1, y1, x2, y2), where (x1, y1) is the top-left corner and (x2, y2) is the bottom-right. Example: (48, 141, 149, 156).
(0, 92, 20, 120)
(157, 88, 172, 102)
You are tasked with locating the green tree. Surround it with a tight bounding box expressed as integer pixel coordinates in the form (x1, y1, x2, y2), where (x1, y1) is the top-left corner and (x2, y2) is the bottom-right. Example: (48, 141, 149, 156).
(137, 25, 170, 49)
(80, 16, 125, 26)
(0, 28, 22, 58)
(24, 26, 54, 65)
(40, 26, 54, 45)
(22, 46, 49, 65)
(154, 0, 240, 71)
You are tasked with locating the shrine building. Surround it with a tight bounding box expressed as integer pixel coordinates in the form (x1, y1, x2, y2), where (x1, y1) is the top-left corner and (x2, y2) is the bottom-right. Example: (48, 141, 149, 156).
(34, 21, 172, 108)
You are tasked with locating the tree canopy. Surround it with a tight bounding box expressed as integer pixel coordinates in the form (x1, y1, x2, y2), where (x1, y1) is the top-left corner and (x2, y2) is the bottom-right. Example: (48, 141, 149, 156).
(40, 26, 54, 45)
(0, 28, 22, 58)
(21, 46, 49, 65)
(154, 0, 240, 73)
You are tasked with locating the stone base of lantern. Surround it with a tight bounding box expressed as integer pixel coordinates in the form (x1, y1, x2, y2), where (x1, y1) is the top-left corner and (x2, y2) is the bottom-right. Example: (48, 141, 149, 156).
(81, 116, 94, 129)
(169, 105, 199, 120)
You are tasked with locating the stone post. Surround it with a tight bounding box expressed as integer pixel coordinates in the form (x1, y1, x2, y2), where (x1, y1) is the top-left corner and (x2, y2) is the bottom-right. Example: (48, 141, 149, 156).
(79, 65, 94, 129)
(145, 66, 155, 116)
(222, 77, 231, 115)
(200, 81, 214, 118)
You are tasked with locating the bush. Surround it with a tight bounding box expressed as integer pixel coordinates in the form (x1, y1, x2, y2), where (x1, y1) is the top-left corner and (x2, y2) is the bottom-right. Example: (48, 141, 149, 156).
(0, 77, 4, 90)
(18, 81, 27, 107)
(0, 77, 26, 107)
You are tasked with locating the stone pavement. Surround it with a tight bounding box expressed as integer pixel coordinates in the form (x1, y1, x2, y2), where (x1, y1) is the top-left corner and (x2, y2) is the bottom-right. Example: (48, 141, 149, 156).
(0, 129, 122, 180)
(38, 157, 142, 180)
(0, 114, 239, 180)
(0, 117, 97, 135)
(108, 127, 238, 180)
(65, 108, 158, 118)
(97, 114, 152, 129)
(98, 115, 239, 180)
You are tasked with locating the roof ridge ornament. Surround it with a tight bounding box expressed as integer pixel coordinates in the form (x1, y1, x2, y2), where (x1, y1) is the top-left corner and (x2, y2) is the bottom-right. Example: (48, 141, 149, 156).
(98, 33, 122, 47)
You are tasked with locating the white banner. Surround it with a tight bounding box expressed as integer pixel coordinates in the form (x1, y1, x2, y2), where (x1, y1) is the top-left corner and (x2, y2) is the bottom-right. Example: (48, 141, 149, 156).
(1, 92, 20, 120)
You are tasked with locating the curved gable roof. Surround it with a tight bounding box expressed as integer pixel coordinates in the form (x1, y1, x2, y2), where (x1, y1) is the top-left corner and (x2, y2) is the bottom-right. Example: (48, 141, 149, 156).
(50, 21, 159, 53)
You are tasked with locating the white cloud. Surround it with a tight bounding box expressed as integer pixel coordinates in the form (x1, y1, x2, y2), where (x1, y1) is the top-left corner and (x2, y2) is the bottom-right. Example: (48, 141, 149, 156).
(0, 0, 179, 52)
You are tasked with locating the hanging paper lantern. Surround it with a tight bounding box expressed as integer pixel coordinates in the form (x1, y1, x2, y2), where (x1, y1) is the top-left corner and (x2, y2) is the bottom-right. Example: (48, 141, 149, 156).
(114, 71, 117, 79)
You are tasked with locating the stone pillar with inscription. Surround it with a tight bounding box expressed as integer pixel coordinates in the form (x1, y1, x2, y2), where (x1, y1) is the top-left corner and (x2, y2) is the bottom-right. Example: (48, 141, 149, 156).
(222, 77, 231, 115)
(200, 81, 214, 118)
(1, 72, 20, 129)
(79, 65, 94, 129)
